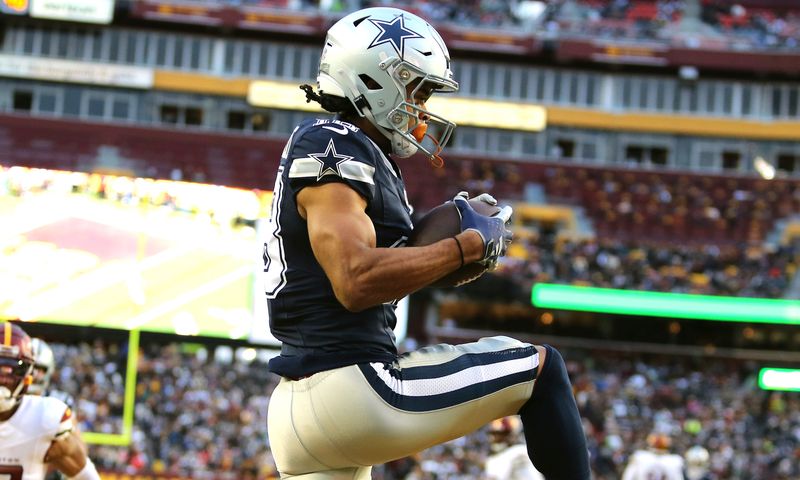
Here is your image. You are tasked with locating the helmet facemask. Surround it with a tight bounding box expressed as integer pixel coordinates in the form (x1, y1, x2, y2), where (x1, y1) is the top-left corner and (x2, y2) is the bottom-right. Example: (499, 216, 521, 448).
(0, 352, 33, 412)
(28, 338, 55, 396)
(371, 57, 457, 163)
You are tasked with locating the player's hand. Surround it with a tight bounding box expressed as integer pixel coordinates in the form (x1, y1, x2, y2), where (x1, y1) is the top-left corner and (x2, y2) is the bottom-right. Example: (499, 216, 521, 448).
(453, 192, 513, 269)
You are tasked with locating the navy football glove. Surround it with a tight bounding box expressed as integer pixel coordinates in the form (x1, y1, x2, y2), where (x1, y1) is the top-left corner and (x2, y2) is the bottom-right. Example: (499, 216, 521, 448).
(453, 192, 513, 269)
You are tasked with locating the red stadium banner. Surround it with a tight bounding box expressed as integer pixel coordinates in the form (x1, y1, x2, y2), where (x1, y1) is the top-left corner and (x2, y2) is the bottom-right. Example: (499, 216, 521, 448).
(558, 39, 669, 67)
(237, 6, 324, 35)
(594, 44, 669, 66)
(130, 0, 325, 35)
(439, 25, 542, 56)
(667, 48, 800, 76)
(130, 0, 226, 27)
(557, 38, 800, 74)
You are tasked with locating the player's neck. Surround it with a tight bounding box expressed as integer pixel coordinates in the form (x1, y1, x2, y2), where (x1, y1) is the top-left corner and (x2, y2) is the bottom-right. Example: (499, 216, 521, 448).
(347, 116, 392, 154)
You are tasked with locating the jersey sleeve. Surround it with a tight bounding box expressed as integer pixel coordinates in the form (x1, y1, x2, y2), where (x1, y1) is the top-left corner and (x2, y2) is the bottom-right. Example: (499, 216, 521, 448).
(54, 405, 74, 439)
(38, 396, 74, 441)
(285, 124, 378, 206)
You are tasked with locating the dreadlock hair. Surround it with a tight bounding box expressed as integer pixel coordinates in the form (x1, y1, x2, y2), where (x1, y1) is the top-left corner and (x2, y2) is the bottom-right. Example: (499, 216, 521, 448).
(300, 84, 359, 120)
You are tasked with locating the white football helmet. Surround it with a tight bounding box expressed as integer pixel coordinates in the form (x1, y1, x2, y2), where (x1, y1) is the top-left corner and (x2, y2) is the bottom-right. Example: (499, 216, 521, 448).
(685, 445, 710, 480)
(28, 337, 55, 396)
(318, 7, 459, 161)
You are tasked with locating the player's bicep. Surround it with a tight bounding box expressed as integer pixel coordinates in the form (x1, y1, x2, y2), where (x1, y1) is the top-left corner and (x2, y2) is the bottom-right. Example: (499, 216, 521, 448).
(298, 182, 374, 284)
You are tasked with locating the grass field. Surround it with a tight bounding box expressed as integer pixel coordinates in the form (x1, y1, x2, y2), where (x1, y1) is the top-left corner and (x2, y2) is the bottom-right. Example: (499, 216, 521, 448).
(0, 185, 266, 339)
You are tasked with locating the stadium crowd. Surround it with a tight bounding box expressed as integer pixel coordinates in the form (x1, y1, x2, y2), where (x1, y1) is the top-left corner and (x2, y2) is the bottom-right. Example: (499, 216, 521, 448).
(50, 341, 127, 435)
(59, 341, 279, 479)
(438, 159, 800, 245)
(173, 0, 800, 48)
(46, 340, 799, 479)
(493, 235, 799, 301)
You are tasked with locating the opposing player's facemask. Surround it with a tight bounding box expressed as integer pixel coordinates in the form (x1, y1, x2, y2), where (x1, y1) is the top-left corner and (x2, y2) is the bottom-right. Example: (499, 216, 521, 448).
(318, 7, 459, 165)
(28, 338, 55, 395)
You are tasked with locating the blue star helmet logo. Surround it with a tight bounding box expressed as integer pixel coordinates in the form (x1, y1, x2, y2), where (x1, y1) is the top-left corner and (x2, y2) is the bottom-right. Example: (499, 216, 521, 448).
(367, 14, 424, 58)
(308, 139, 354, 181)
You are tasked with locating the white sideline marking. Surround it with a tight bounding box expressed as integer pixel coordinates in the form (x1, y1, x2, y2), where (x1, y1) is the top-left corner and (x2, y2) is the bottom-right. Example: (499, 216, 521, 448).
(124, 265, 252, 330)
(8, 247, 188, 321)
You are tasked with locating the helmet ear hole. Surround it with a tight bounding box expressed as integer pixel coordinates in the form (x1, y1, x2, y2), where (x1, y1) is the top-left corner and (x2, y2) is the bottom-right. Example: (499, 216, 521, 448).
(358, 74, 382, 91)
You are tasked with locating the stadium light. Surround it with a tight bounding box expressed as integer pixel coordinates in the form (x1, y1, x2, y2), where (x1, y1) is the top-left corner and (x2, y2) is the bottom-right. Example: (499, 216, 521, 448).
(758, 368, 800, 392)
(754, 156, 776, 180)
(531, 283, 800, 325)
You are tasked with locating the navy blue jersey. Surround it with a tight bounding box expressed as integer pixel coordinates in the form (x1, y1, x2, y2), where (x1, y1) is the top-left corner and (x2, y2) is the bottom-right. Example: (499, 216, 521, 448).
(264, 118, 414, 378)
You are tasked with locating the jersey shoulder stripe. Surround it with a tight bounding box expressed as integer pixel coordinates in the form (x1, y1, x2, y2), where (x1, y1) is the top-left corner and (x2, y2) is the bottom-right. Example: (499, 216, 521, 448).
(286, 118, 382, 202)
(54, 405, 74, 438)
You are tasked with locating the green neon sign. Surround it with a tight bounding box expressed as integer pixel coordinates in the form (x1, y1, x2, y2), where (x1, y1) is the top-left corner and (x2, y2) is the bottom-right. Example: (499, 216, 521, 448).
(758, 368, 800, 392)
(531, 284, 800, 325)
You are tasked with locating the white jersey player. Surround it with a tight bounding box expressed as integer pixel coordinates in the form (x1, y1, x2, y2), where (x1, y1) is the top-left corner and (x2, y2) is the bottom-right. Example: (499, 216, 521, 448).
(0, 322, 100, 480)
(622, 433, 685, 480)
(484, 417, 545, 480)
(485, 444, 546, 480)
(684, 445, 712, 480)
(29, 338, 76, 409)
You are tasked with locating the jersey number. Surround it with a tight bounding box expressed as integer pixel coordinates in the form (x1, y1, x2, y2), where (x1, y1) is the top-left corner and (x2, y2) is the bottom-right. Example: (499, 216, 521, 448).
(0, 465, 23, 480)
(264, 127, 298, 298)
(263, 167, 287, 298)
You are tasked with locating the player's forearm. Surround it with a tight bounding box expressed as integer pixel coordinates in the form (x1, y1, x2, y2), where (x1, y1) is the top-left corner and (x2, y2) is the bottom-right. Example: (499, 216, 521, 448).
(67, 458, 100, 480)
(332, 231, 482, 311)
(48, 435, 100, 479)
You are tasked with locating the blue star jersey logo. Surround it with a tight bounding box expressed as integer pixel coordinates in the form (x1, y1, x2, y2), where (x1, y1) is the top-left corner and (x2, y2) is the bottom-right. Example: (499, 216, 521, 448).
(368, 15, 423, 58)
(309, 139, 354, 181)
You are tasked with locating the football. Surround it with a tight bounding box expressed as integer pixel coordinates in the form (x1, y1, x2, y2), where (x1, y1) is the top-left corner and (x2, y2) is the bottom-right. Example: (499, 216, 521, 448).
(407, 198, 501, 288)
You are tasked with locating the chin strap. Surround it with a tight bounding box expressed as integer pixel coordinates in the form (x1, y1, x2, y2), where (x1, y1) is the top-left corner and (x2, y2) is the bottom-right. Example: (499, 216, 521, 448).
(412, 123, 445, 168)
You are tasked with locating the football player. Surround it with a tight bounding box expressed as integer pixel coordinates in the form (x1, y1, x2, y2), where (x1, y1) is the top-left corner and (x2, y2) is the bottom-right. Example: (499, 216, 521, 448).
(484, 417, 546, 480)
(621, 433, 685, 480)
(29, 338, 75, 408)
(0, 322, 100, 480)
(29, 338, 80, 480)
(684, 445, 713, 480)
(264, 6, 590, 479)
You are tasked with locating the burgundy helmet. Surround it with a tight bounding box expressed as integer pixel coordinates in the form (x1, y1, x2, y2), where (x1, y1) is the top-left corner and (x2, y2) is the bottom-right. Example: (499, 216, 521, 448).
(0, 322, 35, 412)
